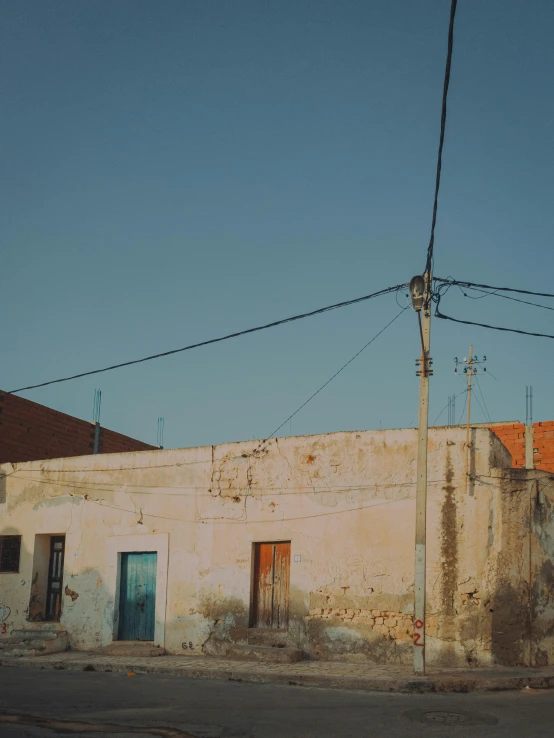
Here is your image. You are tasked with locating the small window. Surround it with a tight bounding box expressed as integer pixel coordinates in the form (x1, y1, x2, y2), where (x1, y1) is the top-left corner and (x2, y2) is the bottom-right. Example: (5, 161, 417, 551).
(0, 535, 22, 572)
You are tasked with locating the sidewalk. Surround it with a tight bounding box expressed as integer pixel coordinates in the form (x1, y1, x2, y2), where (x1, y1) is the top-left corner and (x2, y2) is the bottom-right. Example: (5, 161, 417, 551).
(2, 651, 554, 693)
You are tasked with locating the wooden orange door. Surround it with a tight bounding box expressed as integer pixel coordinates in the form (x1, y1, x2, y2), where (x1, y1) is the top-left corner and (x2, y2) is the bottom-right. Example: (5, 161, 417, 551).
(251, 542, 291, 628)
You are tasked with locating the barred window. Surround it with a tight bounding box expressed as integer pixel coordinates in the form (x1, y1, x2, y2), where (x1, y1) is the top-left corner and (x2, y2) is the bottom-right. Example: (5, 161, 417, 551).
(0, 536, 21, 572)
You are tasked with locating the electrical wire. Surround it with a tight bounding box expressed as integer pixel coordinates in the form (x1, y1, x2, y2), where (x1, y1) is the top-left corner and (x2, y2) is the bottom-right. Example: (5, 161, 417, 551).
(434, 277, 554, 300)
(425, 0, 458, 275)
(81, 490, 423, 525)
(458, 285, 554, 312)
(472, 384, 489, 424)
(432, 388, 467, 426)
(261, 307, 408, 443)
(10, 472, 465, 496)
(457, 390, 468, 425)
(7, 283, 406, 394)
(475, 375, 492, 424)
(435, 305, 554, 341)
(456, 287, 500, 300)
(395, 288, 411, 309)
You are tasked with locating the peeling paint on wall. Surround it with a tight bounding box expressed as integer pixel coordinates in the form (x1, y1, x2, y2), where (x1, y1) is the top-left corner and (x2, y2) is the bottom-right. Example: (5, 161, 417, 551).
(1, 428, 553, 666)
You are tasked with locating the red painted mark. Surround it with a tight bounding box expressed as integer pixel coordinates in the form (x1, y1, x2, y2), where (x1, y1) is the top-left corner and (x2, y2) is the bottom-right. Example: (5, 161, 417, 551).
(1, 623, 7, 635)
(413, 619, 424, 646)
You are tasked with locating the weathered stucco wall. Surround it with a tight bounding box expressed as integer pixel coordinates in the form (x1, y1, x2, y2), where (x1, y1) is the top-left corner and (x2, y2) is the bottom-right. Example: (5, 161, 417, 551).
(1, 427, 553, 667)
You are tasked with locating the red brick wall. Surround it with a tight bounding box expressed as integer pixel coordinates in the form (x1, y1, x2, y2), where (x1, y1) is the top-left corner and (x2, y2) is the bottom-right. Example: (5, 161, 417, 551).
(0, 392, 156, 464)
(532, 422, 554, 472)
(488, 421, 554, 474)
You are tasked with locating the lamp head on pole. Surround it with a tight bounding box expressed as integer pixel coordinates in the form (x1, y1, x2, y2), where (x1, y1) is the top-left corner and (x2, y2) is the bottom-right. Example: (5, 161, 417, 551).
(409, 275, 426, 312)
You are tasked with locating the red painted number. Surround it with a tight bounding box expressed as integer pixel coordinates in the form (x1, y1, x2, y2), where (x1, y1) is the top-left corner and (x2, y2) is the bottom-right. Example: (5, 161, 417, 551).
(1, 623, 7, 635)
(413, 619, 424, 646)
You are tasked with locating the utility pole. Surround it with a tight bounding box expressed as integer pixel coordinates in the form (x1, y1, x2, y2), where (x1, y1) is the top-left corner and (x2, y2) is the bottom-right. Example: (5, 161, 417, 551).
(409, 272, 433, 675)
(465, 346, 473, 488)
(454, 350, 487, 493)
(525, 386, 534, 470)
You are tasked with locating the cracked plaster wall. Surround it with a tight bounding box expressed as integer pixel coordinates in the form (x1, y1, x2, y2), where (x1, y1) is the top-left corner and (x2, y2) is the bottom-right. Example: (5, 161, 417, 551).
(1, 427, 552, 666)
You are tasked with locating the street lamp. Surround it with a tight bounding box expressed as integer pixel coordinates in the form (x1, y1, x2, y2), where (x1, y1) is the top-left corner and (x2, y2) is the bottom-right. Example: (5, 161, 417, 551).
(409, 275, 426, 312)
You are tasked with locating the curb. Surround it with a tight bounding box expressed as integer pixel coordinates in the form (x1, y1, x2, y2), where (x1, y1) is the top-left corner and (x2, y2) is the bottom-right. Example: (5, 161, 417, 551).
(3, 657, 554, 693)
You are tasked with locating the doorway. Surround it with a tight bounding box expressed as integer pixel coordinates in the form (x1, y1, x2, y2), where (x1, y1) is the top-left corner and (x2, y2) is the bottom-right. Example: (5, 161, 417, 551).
(45, 536, 65, 621)
(118, 552, 157, 641)
(250, 542, 291, 629)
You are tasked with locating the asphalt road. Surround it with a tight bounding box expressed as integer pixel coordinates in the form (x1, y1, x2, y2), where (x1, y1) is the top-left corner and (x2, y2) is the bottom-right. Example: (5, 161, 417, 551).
(0, 667, 553, 737)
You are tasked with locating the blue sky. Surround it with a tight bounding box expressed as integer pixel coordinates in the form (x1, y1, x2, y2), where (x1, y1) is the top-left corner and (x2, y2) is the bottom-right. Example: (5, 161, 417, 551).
(2, 0, 553, 449)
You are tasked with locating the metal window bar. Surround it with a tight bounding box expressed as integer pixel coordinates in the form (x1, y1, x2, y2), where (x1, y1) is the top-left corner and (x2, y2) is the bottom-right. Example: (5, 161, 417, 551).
(0, 535, 21, 572)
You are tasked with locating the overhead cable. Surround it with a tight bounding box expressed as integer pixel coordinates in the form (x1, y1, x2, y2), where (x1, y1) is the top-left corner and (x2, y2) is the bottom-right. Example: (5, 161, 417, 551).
(261, 307, 408, 443)
(472, 389, 487, 423)
(434, 277, 554, 300)
(457, 285, 554, 312)
(432, 388, 467, 426)
(8, 283, 405, 394)
(435, 306, 554, 341)
(457, 389, 468, 425)
(475, 375, 492, 424)
(424, 0, 458, 275)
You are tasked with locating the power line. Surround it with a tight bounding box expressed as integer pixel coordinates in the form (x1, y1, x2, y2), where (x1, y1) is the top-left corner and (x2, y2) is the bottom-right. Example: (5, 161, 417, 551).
(434, 277, 554, 300)
(472, 383, 489, 424)
(425, 0, 458, 275)
(262, 307, 408, 442)
(432, 388, 467, 426)
(71, 484, 454, 525)
(475, 375, 492, 424)
(80, 492, 413, 525)
(457, 285, 554, 312)
(435, 306, 554, 341)
(11, 472, 464, 496)
(8, 283, 405, 394)
(457, 389, 468, 425)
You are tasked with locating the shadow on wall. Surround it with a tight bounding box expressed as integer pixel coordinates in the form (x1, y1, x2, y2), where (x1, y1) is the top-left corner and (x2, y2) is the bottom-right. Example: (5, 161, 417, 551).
(529, 490, 554, 667)
(59, 566, 112, 651)
(491, 580, 528, 667)
(490, 479, 529, 667)
(0, 527, 114, 651)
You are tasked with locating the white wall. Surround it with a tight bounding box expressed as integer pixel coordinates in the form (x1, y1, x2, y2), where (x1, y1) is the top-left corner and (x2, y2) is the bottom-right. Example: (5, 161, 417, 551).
(1, 426, 535, 666)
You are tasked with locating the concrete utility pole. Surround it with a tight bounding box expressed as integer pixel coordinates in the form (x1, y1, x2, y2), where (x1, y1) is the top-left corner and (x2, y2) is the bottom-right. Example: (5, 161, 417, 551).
(454, 350, 487, 494)
(409, 272, 433, 675)
(465, 345, 473, 490)
(525, 386, 534, 470)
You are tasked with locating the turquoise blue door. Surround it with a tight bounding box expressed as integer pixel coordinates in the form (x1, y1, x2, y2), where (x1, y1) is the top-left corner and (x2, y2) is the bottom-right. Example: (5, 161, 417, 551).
(118, 552, 157, 641)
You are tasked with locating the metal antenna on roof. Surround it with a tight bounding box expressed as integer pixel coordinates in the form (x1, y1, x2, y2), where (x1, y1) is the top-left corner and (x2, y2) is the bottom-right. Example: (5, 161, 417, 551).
(157, 417, 165, 449)
(526, 386, 533, 426)
(92, 389, 102, 454)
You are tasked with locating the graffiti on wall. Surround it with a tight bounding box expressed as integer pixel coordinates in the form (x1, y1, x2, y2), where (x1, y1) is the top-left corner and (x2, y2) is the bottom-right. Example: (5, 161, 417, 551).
(0, 604, 11, 635)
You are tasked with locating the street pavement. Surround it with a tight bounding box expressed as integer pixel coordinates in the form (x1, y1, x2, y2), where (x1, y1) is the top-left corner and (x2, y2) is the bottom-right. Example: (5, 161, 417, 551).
(1, 667, 553, 737)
